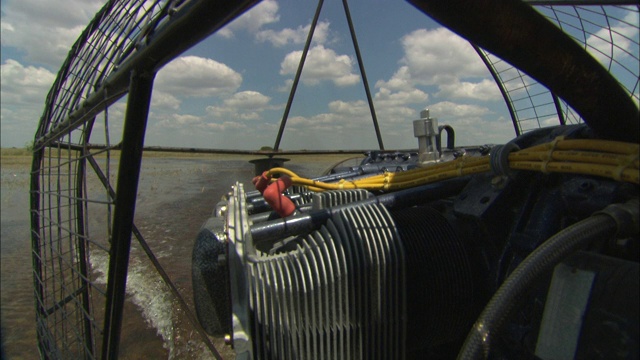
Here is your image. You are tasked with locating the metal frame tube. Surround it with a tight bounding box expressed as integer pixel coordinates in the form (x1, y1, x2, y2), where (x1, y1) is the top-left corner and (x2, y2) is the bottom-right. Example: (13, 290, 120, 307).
(101, 71, 155, 359)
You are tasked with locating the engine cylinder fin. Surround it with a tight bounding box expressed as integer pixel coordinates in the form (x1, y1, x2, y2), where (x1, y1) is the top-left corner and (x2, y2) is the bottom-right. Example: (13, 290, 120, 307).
(372, 203, 405, 359)
(316, 227, 338, 358)
(390, 206, 476, 355)
(312, 189, 372, 210)
(339, 203, 406, 359)
(245, 202, 406, 359)
(327, 228, 342, 358)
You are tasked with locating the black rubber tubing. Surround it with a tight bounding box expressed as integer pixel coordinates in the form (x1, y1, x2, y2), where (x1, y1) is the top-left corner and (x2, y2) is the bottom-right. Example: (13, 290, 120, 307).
(457, 214, 617, 360)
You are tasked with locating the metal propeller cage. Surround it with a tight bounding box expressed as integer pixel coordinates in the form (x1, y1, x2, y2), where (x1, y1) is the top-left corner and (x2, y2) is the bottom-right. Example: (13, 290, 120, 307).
(30, 1, 639, 358)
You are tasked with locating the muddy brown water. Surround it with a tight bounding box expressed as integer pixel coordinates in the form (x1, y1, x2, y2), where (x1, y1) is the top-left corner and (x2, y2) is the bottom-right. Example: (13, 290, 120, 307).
(1, 154, 352, 359)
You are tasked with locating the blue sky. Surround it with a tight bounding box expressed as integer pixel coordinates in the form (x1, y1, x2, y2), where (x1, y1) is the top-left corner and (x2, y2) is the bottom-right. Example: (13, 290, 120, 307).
(1, 1, 637, 150)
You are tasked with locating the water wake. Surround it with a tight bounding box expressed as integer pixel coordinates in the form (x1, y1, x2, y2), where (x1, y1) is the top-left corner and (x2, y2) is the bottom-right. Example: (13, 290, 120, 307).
(90, 251, 176, 357)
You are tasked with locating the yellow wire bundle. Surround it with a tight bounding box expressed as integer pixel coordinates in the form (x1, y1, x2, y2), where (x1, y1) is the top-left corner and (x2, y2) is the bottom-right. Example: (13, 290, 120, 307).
(266, 138, 640, 192)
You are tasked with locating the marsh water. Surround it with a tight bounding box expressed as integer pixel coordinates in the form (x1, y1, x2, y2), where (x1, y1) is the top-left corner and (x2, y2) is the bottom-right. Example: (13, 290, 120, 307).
(1, 153, 350, 359)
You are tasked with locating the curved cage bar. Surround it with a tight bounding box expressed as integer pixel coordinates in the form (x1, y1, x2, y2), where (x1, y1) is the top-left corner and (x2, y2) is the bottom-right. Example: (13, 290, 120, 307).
(29, 0, 639, 358)
(475, 3, 639, 135)
(30, 1, 259, 358)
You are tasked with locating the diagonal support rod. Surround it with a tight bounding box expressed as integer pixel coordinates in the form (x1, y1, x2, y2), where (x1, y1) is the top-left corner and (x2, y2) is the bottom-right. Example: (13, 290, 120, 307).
(342, 0, 384, 150)
(274, 0, 384, 151)
(274, 0, 325, 151)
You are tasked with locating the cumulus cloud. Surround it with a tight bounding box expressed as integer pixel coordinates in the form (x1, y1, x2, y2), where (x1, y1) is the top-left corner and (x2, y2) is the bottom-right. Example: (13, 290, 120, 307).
(280, 88, 427, 150)
(256, 21, 331, 47)
(418, 101, 514, 145)
(206, 91, 274, 121)
(0, 0, 103, 68)
(155, 56, 242, 97)
(399, 28, 486, 85)
(279, 95, 513, 149)
(324, 87, 428, 123)
(217, 0, 280, 38)
(428, 101, 491, 119)
(172, 114, 203, 126)
(279, 111, 382, 150)
(376, 27, 490, 100)
(204, 121, 248, 131)
(437, 79, 501, 101)
(375, 87, 429, 107)
(375, 66, 413, 92)
(280, 45, 360, 86)
(222, 91, 271, 109)
(0, 59, 57, 146)
(151, 91, 181, 111)
(0, 60, 56, 105)
(587, 11, 639, 65)
(150, 90, 275, 145)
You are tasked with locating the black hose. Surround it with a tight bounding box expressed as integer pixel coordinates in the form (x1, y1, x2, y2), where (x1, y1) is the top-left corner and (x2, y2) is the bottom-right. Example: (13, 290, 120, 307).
(457, 214, 617, 360)
(250, 177, 470, 244)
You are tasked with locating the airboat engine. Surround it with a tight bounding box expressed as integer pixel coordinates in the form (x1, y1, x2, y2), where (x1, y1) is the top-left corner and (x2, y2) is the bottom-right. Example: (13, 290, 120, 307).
(193, 185, 482, 359)
(192, 122, 639, 359)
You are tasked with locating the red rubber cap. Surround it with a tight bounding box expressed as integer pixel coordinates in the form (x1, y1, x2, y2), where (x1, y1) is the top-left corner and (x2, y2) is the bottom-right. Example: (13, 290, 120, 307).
(252, 171, 271, 194)
(263, 176, 296, 217)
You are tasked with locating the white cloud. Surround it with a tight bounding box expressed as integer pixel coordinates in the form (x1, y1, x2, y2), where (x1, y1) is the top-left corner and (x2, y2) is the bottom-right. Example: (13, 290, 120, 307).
(0, 60, 56, 105)
(206, 91, 274, 121)
(155, 56, 242, 97)
(216, 0, 280, 38)
(280, 45, 360, 86)
(172, 114, 202, 126)
(425, 101, 514, 145)
(147, 113, 256, 148)
(222, 91, 271, 109)
(324, 87, 428, 123)
(428, 101, 491, 118)
(204, 121, 248, 131)
(587, 11, 639, 64)
(282, 99, 514, 150)
(154, 113, 205, 131)
(256, 21, 330, 47)
(375, 66, 414, 92)
(437, 79, 501, 101)
(0, 0, 103, 68)
(0, 59, 56, 147)
(375, 87, 429, 107)
(280, 111, 381, 150)
(151, 91, 181, 111)
(399, 28, 486, 85)
(376, 27, 489, 97)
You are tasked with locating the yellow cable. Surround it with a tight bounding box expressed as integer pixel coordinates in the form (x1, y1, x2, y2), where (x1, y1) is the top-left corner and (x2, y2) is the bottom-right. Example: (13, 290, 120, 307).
(509, 150, 640, 168)
(533, 138, 639, 155)
(267, 167, 300, 178)
(510, 161, 639, 184)
(264, 138, 640, 192)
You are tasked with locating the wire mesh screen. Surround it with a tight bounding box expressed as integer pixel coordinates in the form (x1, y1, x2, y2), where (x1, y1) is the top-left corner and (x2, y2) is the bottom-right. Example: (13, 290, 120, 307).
(476, 4, 639, 135)
(32, 124, 120, 358)
(30, 1, 180, 358)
